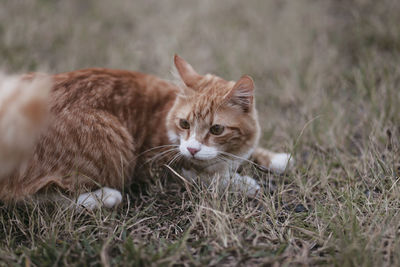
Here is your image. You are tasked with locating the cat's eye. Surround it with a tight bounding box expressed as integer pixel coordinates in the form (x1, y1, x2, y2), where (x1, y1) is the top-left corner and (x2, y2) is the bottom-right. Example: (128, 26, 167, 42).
(210, 124, 225, 135)
(179, 119, 190, 129)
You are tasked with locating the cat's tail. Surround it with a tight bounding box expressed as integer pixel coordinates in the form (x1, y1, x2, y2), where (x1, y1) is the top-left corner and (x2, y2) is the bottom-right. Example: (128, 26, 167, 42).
(0, 73, 52, 180)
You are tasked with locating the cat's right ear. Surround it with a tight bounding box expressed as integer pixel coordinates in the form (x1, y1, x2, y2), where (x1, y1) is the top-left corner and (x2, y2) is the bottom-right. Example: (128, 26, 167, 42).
(174, 54, 201, 88)
(226, 75, 255, 113)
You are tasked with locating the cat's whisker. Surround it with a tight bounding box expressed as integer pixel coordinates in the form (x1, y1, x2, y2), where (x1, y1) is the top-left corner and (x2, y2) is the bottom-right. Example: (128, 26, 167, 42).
(143, 148, 179, 166)
(219, 151, 265, 170)
(151, 148, 179, 159)
(216, 156, 236, 169)
(152, 151, 180, 165)
(137, 144, 180, 158)
(161, 150, 182, 164)
(126, 145, 179, 166)
(167, 152, 183, 167)
(216, 155, 230, 164)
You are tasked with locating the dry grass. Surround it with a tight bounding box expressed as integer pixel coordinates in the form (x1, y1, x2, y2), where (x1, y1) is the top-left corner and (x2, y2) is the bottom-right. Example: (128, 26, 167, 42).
(1, 0, 400, 266)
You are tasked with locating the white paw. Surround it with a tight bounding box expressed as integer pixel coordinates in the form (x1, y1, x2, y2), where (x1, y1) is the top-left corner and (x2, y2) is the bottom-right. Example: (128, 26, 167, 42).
(240, 175, 261, 196)
(77, 187, 122, 210)
(77, 193, 99, 210)
(230, 174, 260, 197)
(269, 153, 294, 174)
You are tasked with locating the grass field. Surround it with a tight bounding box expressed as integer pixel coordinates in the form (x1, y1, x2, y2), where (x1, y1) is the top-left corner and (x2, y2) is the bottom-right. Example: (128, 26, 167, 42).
(1, 0, 400, 266)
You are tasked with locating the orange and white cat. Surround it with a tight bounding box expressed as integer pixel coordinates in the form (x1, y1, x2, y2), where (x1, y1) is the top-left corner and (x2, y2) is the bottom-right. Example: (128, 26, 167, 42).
(0, 55, 293, 210)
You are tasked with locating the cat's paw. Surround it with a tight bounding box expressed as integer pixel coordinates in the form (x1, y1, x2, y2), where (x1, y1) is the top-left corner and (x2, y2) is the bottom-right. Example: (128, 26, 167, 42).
(230, 174, 260, 197)
(96, 187, 123, 209)
(241, 175, 261, 197)
(77, 187, 122, 211)
(269, 153, 294, 174)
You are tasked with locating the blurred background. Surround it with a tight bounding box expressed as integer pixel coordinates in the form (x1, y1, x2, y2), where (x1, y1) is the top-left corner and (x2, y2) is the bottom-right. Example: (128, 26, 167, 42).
(1, 0, 399, 167)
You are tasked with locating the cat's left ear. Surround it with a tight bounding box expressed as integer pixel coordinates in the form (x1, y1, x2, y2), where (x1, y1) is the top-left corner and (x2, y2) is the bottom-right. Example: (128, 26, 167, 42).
(227, 75, 254, 112)
(174, 54, 201, 88)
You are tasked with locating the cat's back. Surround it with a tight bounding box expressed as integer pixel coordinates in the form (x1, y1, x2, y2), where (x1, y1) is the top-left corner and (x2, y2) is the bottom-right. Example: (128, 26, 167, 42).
(49, 68, 177, 114)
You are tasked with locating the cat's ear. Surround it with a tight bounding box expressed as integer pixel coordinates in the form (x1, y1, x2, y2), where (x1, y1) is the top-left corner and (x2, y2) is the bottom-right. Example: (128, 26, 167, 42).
(226, 75, 254, 112)
(174, 54, 201, 88)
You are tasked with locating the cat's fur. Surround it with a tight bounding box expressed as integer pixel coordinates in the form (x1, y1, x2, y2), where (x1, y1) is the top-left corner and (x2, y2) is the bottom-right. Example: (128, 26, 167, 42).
(0, 73, 51, 180)
(0, 55, 293, 209)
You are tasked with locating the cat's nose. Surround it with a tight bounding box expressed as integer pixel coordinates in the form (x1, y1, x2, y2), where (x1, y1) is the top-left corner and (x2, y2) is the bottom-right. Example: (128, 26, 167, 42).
(187, 147, 200, 156)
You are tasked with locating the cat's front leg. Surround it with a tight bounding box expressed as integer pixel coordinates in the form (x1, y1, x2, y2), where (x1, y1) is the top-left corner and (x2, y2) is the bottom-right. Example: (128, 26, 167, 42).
(252, 147, 294, 174)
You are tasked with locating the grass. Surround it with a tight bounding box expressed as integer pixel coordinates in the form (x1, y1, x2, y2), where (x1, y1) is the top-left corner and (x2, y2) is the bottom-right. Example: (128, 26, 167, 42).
(1, 0, 400, 265)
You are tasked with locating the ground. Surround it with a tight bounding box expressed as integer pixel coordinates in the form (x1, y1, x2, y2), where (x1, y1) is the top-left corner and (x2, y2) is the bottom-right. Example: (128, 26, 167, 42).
(0, 0, 400, 266)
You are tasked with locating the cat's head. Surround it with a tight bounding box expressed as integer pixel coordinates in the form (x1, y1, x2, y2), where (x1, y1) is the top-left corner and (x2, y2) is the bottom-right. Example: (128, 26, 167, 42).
(166, 55, 260, 166)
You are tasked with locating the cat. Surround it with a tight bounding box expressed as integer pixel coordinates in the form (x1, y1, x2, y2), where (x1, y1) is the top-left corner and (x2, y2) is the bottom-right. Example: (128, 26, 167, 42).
(0, 55, 293, 210)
